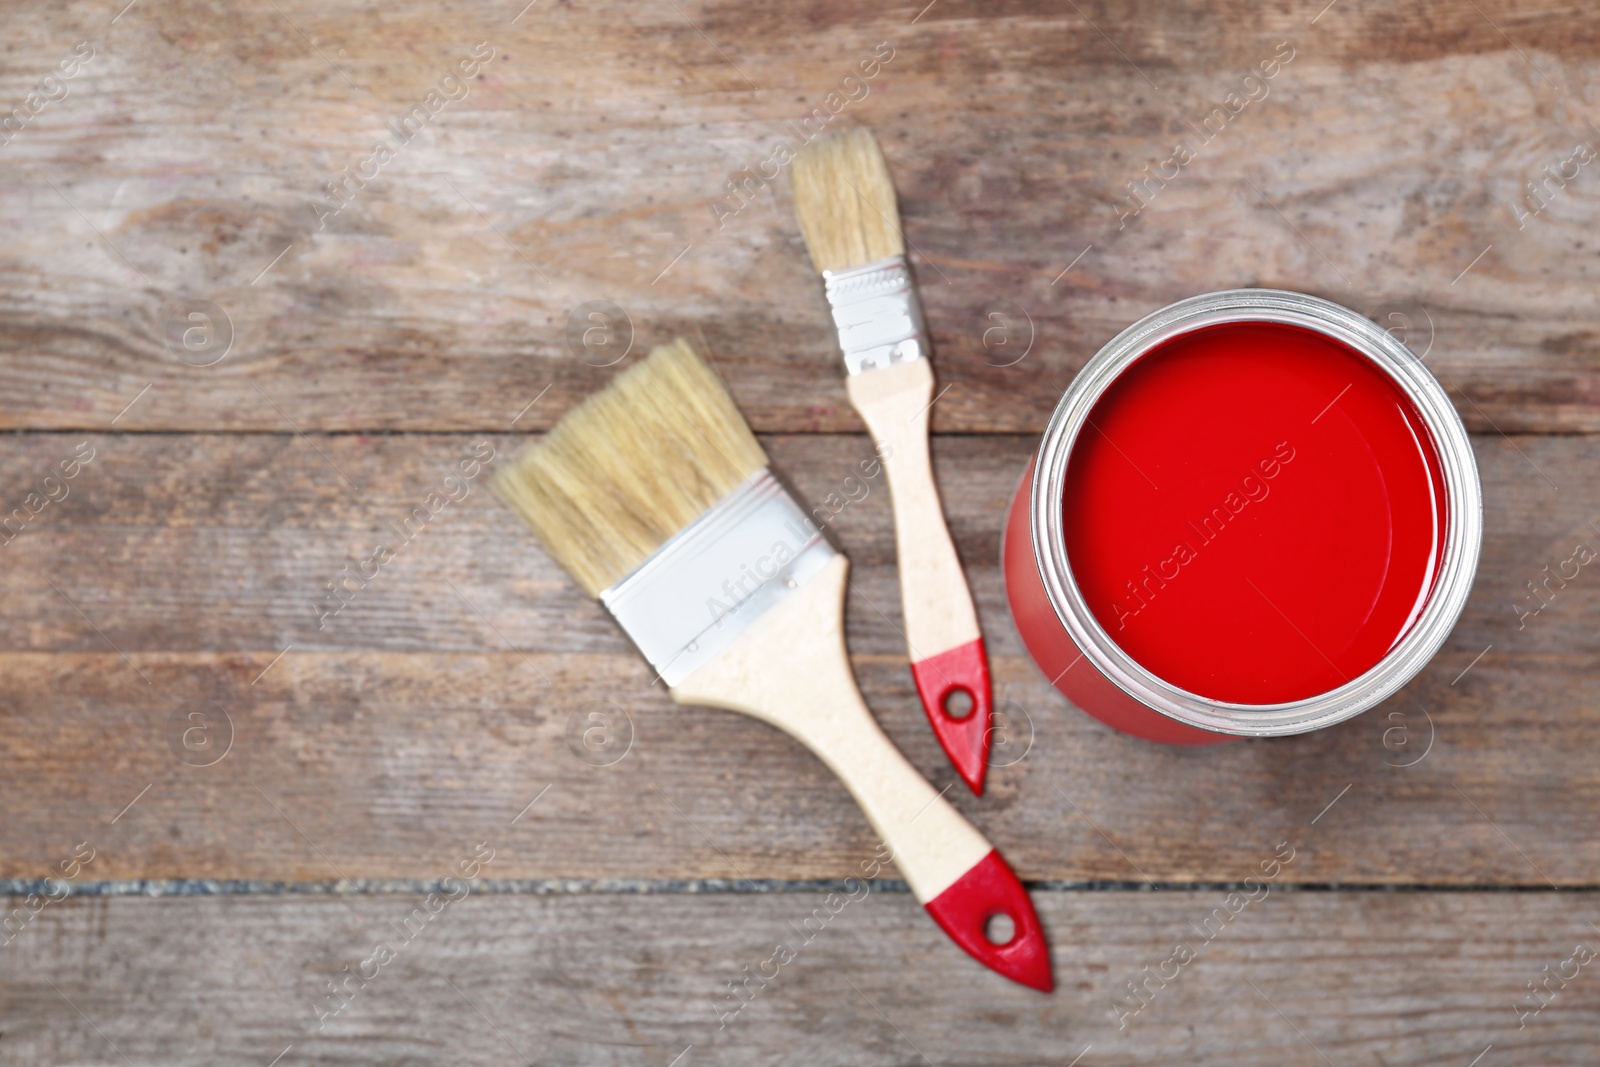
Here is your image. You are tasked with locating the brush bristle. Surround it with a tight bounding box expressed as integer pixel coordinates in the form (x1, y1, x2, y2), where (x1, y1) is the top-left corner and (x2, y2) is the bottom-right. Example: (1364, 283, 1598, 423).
(495, 339, 769, 598)
(791, 127, 905, 274)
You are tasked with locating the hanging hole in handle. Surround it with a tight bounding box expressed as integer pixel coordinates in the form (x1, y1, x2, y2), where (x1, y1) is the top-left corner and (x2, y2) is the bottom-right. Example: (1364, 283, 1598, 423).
(984, 910, 1016, 946)
(942, 686, 975, 720)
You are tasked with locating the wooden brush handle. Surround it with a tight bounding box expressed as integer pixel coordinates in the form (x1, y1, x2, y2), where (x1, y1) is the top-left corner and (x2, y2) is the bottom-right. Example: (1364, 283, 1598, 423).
(670, 554, 1051, 991)
(846, 358, 994, 794)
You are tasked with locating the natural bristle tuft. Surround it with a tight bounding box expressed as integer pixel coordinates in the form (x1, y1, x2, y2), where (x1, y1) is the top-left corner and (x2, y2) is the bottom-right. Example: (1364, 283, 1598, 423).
(791, 127, 905, 274)
(495, 339, 769, 597)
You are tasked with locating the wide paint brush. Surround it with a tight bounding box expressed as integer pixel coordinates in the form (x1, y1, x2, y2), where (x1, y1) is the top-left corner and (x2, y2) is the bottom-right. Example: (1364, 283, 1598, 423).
(791, 127, 995, 794)
(495, 338, 1051, 991)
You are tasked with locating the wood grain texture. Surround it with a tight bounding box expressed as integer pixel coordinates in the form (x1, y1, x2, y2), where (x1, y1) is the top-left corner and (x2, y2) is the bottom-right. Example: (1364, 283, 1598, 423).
(4, 0, 1600, 1055)
(0, 431, 1593, 885)
(4, 890, 1597, 1065)
(1, 1, 1598, 433)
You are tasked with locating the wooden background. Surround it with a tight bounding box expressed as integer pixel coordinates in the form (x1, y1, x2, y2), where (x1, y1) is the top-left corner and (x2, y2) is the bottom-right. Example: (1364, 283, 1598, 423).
(2, 0, 1598, 1063)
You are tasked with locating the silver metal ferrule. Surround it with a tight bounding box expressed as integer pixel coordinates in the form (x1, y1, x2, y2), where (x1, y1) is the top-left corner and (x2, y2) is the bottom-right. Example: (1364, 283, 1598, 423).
(821, 254, 927, 375)
(599, 469, 836, 688)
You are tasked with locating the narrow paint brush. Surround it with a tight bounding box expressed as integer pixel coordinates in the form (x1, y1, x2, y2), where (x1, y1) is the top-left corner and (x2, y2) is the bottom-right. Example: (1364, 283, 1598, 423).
(792, 127, 995, 794)
(496, 338, 1051, 991)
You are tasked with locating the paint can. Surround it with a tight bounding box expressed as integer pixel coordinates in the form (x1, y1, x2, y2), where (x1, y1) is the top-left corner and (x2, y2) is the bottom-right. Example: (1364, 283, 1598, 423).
(1002, 289, 1481, 742)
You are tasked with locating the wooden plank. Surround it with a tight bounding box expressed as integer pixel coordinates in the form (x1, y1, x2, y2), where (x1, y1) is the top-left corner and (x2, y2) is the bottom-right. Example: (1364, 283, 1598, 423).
(0, 432, 1594, 884)
(4, 647, 1596, 886)
(1, 2, 1598, 433)
(2, 890, 1596, 1064)
(0, 430, 1594, 658)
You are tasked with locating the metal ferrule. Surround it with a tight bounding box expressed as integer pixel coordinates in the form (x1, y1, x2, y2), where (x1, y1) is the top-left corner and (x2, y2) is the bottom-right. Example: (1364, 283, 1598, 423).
(821, 254, 928, 375)
(599, 469, 836, 688)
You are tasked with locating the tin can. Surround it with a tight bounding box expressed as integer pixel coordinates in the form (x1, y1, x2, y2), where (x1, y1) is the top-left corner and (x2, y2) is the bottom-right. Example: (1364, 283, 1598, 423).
(1002, 289, 1482, 743)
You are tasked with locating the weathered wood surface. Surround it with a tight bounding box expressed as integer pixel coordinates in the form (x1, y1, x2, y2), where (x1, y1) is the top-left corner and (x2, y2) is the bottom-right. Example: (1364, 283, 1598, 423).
(5, 0, 1600, 1059)
(0, 432, 1593, 885)
(2, 1, 1599, 434)
(3, 890, 1597, 1066)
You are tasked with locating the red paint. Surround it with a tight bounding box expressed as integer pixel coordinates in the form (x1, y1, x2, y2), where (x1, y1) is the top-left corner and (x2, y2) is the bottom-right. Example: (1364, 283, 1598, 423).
(924, 849, 1053, 992)
(1061, 322, 1447, 704)
(909, 638, 992, 794)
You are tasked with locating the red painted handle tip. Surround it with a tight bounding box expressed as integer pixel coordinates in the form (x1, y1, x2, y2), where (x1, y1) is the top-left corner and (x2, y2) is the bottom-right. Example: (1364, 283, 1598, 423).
(910, 637, 993, 794)
(924, 849, 1053, 992)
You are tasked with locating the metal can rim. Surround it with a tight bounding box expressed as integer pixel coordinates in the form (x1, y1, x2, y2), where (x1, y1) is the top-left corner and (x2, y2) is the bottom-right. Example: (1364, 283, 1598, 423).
(1029, 288, 1483, 736)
